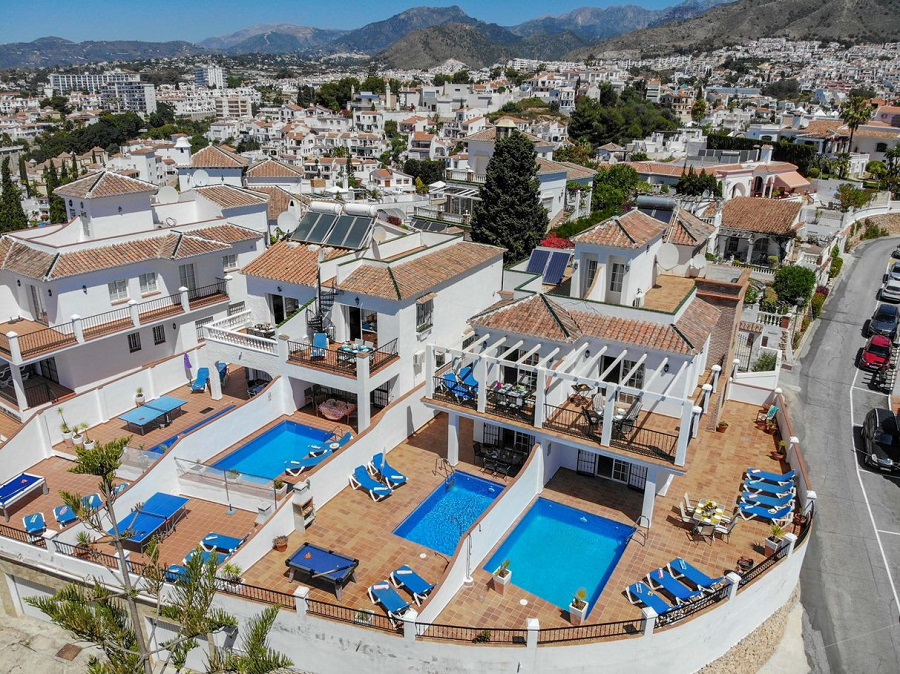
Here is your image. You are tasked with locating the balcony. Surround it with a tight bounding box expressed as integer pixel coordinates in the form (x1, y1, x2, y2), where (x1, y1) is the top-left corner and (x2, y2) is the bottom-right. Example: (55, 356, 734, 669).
(0, 280, 228, 364)
(287, 339, 399, 379)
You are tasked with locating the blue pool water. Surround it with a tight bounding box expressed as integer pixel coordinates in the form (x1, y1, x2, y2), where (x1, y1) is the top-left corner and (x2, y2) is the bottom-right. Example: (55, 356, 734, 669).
(213, 421, 335, 480)
(394, 472, 504, 556)
(484, 499, 634, 613)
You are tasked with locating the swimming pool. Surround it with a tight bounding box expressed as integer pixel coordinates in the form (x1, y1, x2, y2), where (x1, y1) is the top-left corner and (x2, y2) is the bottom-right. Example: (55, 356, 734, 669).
(213, 421, 335, 480)
(484, 499, 634, 613)
(394, 472, 504, 556)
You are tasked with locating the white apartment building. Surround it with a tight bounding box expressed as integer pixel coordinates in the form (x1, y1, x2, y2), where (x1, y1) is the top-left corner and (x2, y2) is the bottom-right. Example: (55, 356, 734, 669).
(195, 65, 227, 90)
(101, 82, 157, 115)
(47, 71, 140, 95)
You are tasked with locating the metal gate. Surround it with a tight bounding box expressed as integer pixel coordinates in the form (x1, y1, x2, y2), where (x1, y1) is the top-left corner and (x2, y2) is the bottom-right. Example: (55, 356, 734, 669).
(735, 331, 755, 372)
(576, 449, 597, 475)
(628, 464, 648, 492)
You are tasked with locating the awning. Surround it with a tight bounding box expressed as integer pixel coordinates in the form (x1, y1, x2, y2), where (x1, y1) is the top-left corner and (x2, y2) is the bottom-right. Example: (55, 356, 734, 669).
(774, 171, 811, 191)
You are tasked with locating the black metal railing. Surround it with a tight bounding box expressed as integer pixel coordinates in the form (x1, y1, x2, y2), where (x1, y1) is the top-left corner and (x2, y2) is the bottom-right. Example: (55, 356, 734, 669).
(0, 523, 47, 548)
(431, 375, 478, 410)
(738, 544, 790, 589)
(415, 623, 527, 645)
(307, 598, 400, 634)
(486, 389, 536, 423)
(542, 403, 597, 440)
(287, 341, 357, 376)
(17, 323, 77, 357)
(137, 291, 182, 320)
(656, 582, 731, 628)
(53, 539, 123, 571)
(369, 338, 399, 373)
(214, 579, 296, 609)
(81, 306, 132, 337)
(536, 618, 644, 644)
(188, 279, 228, 305)
(610, 425, 678, 462)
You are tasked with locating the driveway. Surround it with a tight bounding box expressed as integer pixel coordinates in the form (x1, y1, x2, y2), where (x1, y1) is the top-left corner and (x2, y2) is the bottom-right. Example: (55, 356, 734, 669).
(784, 237, 900, 673)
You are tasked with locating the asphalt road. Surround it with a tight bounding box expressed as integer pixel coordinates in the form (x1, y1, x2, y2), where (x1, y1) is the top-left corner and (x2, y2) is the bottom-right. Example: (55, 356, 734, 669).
(785, 237, 900, 673)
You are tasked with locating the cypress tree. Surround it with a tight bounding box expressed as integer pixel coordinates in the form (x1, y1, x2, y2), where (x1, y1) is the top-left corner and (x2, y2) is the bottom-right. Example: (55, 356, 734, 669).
(71, 153, 78, 177)
(471, 130, 548, 262)
(46, 164, 67, 224)
(0, 157, 28, 232)
(18, 155, 30, 198)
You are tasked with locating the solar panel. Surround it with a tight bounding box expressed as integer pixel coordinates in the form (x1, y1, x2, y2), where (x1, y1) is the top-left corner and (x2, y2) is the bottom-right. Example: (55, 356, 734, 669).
(292, 212, 321, 241)
(304, 213, 335, 244)
(340, 218, 373, 250)
(322, 215, 357, 247)
(412, 219, 447, 232)
(543, 251, 570, 286)
(637, 207, 675, 224)
(526, 249, 551, 275)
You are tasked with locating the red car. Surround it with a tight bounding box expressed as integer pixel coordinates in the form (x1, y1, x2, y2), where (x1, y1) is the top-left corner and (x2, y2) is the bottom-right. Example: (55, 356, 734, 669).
(860, 335, 893, 370)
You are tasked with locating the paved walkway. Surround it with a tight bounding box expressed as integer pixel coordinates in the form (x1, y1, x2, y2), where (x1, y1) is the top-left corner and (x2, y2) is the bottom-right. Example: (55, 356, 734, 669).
(0, 612, 96, 673)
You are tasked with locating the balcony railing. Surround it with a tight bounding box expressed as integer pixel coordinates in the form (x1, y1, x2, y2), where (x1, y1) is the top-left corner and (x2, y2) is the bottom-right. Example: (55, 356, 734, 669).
(415, 623, 527, 645)
(287, 341, 357, 375)
(17, 323, 77, 358)
(81, 306, 132, 338)
(543, 403, 598, 441)
(413, 207, 470, 225)
(307, 598, 400, 634)
(206, 327, 277, 354)
(431, 375, 478, 410)
(138, 292, 182, 322)
(610, 424, 678, 461)
(656, 582, 731, 629)
(188, 279, 228, 308)
(370, 338, 399, 373)
(485, 389, 536, 424)
(536, 618, 644, 644)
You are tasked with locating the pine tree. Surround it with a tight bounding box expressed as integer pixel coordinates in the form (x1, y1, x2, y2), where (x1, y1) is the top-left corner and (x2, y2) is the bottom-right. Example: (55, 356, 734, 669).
(471, 130, 548, 262)
(71, 152, 78, 177)
(0, 157, 27, 232)
(46, 163, 67, 224)
(17, 155, 30, 198)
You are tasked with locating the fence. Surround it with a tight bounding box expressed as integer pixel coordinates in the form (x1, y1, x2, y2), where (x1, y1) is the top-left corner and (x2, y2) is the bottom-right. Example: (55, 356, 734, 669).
(174, 457, 285, 511)
(81, 306, 132, 338)
(52, 539, 127, 572)
(17, 324, 77, 358)
(307, 598, 400, 634)
(0, 523, 47, 548)
(536, 619, 645, 644)
(415, 622, 527, 645)
(656, 582, 732, 629)
(369, 338, 399, 373)
(738, 543, 791, 589)
(542, 403, 596, 440)
(228, 580, 296, 609)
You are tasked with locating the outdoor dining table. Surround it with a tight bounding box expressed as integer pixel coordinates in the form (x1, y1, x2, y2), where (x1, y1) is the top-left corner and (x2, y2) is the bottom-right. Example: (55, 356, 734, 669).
(692, 499, 727, 525)
(337, 343, 374, 364)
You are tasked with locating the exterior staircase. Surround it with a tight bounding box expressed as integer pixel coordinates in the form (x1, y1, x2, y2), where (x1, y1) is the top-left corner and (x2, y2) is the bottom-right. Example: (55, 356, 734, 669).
(306, 281, 337, 340)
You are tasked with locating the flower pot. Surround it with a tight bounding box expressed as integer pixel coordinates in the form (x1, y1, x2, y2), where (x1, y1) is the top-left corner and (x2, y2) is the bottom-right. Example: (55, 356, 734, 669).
(72, 434, 84, 447)
(84, 440, 96, 450)
(492, 570, 511, 595)
(716, 424, 728, 433)
(135, 394, 145, 405)
(765, 536, 784, 558)
(62, 430, 74, 444)
(569, 600, 589, 625)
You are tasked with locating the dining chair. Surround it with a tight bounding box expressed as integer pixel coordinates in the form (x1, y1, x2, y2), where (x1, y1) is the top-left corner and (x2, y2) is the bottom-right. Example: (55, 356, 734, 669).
(692, 524, 716, 545)
(683, 493, 696, 514)
(714, 516, 738, 543)
(678, 502, 693, 526)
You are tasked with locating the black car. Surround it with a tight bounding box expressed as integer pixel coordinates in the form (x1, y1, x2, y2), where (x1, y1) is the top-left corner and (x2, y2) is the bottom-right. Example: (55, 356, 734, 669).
(862, 408, 900, 472)
(868, 303, 900, 343)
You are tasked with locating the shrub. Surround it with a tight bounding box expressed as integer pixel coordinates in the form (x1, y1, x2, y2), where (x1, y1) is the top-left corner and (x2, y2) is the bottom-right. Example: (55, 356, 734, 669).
(760, 287, 780, 312)
(752, 351, 778, 372)
(829, 256, 844, 278)
(744, 285, 760, 305)
(773, 265, 817, 306)
(807, 167, 821, 178)
(816, 285, 830, 297)
(811, 293, 826, 319)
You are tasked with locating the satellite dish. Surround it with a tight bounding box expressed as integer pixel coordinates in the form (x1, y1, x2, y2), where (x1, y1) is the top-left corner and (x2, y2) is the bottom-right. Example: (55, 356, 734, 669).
(192, 169, 209, 187)
(701, 189, 711, 199)
(657, 243, 679, 271)
(157, 186, 178, 205)
(690, 253, 709, 270)
(372, 226, 387, 243)
(276, 211, 297, 232)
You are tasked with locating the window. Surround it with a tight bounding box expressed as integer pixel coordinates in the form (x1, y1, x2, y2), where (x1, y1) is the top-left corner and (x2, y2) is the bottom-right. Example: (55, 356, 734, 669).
(195, 317, 213, 341)
(139, 272, 157, 294)
(178, 263, 196, 291)
(108, 279, 128, 302)
(876, 143, 888, 153)
(585, 259, 598, 292)
(222, 254, 237, 271)
(609, 263, 625, 293)
(622, 359, 645, 389)
(127, 332, 142, 353)
(153, 325, 166, 345)
(416, 297, 434, 332)
(462, 331, 477, 350)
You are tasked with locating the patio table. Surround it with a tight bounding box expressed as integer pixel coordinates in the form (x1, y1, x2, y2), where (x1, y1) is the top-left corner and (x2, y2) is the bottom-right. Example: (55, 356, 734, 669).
(692, 499, 726, 525)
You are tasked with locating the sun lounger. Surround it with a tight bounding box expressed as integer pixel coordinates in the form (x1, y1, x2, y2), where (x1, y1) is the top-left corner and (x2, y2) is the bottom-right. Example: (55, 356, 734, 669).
(201, 532, 247, 555)
(166, 565, 189, 583)
(746, 468, 796, 485)
(349, 466, 392, 502)
(368, 452, 408, 488)
(312, 332, 328, 358)
(667, 558, 725, 592)
(113, 483, 129, 496)
(390, 565, 435, 605)
(82, 493, 103, 512)
(626, 581, 673, 615)
(738, 502, 793, 523)
(285, 542, 358, 600)
(216, 362, 228, 383)
(285, 448, 333, 476)
(23, 513, 46, 538)
(0, 472, 48, 521)
(191, 367, 210, 393)
(739, 490, 795, 509)
(744, 479, 795, 497)
(54, 504, 78, 527)
(368, 581, 412, 627)
(185, 549, 229, 566)
(647, 568, 704, 605)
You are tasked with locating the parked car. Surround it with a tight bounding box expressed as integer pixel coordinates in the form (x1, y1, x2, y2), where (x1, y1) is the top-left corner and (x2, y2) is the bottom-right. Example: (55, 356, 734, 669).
(892, 246, 900, 259)
(881, 279, 900, 303)
(861, 407, 900, 472)
(887, 262, 900, 282)
(860, 334, 894, 370)
(868, 304, 900, 343)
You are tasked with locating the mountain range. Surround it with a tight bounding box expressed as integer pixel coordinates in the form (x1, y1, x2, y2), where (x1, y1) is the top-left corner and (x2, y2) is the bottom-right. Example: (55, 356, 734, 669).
(0, 0, 893, 70)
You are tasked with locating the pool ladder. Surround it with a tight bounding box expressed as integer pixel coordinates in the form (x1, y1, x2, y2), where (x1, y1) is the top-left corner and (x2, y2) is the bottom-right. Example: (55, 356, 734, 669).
(631, 515, 650, 546)
(435, 457, 456, 485)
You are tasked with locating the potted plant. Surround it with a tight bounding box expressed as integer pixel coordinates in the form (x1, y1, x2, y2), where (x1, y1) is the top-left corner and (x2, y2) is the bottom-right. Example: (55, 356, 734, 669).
(774, 440, 788, 460)
(472, 630, 492, 644)
(716, 420, 729, 433)
(72, 423, 88, 447)
(58, 409, 73, 443)
(74, 531, 95, 559)
(492, 560, 512, 595)
(220, 563, 243, 593)
(355, 609, 374, 626)
(135, 387, 145, 404)
(273, 478, 286, 495)
(83, 428, 96, 450)
(569, 588, 589, 625)
(272, 535, 289, 552)
(765, 523, 788, 557)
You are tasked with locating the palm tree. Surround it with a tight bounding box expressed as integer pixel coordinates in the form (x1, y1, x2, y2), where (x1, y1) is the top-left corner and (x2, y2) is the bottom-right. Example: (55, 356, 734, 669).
(840, 96, 872, 153)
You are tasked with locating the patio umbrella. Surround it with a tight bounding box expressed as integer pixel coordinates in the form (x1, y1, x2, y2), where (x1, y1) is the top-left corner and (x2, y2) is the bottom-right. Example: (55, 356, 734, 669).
(183, 353, 192, 372)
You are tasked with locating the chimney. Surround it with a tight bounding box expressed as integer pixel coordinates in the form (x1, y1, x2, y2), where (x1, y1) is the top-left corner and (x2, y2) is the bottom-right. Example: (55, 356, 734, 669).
(760, 144, 773, 165)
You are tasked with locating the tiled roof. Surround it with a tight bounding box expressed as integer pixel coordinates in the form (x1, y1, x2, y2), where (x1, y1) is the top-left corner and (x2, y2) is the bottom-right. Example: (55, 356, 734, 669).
(626, 161, 685, 178)
(241, 240, 321, 287)
(665, 209, 716, 247)
(194, 185, 268, 210)
(0, 238, 55, 279)
(573, 210, 666, 249)
(249, 185, 295, 221)
(721, 197, 802, 236)
(190, 145, 249, 169)
(339, 242, 503, 301)
(246, 158, 304, 178)
(548, 160, 598, 181)
(471, 294, 719, 355)
(189, 224, 261, 244)
(54, 171, 157, 199)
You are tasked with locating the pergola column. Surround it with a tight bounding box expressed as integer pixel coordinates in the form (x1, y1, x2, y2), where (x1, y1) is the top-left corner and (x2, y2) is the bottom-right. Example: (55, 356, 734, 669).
(447, 412, 460, 466)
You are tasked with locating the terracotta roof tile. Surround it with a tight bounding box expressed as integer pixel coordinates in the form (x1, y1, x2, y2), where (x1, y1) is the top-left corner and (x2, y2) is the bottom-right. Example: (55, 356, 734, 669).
(665, 209, 716, 247)
(339, 242, 503, 301)
(190, 145, 249, 169)
(0, 239, 55, 279)
(171, 234, 230, 259)
(237, 185, 294, 221)
(573, 210, 666, 249)
(194, 185, 268, 210)
(721, 197, 802, 236)
(241, 240, 321, 287)
(54, 171, 157, 199)
(190, 224, 261, 244)
(246, 158, 304, 179)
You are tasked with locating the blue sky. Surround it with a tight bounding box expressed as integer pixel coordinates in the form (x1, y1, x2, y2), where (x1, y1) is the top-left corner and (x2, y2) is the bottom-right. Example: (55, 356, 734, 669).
(1, 0, 681, 43)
